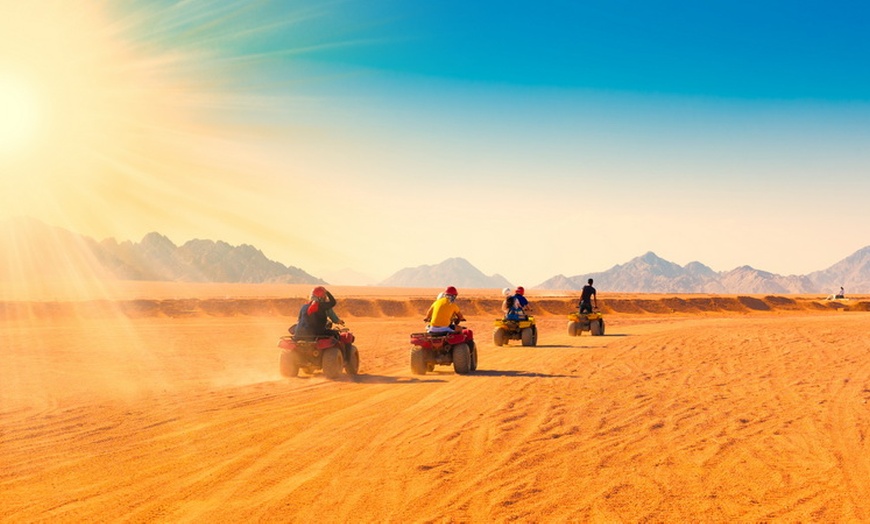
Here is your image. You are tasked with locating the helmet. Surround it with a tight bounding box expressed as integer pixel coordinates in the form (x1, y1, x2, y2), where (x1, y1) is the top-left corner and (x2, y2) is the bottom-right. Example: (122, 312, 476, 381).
(502, 287, 511, 296)
(311, 286, 327, 299)
(444, 286, 458, 296)
(515, 286, 525, 295)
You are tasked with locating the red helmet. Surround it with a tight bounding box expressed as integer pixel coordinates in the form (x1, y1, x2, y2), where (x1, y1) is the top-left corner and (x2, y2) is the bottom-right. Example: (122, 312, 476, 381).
(311, 286, 327, 299)
(444, 286, 458, 296)
(515, 286, 525, 295)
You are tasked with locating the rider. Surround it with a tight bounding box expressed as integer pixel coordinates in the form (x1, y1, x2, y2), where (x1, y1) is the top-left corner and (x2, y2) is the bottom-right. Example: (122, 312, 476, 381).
(424, 286, 465, 333)
(501, 287, 513, 317)
(579, 278, 598, 314)
(293, 286, 339, 340)
(503, 286, 531, 320)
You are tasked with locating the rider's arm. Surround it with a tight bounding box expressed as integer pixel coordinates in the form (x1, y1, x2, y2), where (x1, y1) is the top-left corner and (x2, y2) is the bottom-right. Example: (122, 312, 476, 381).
(323, 290, 337, 310)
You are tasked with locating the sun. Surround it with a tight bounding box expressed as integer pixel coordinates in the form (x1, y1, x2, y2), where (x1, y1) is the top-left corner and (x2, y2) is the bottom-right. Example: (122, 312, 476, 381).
(0, 75, 40, 155)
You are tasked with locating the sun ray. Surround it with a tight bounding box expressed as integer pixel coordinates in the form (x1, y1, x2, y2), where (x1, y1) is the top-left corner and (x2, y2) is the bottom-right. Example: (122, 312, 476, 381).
(1, 0, 351, 290)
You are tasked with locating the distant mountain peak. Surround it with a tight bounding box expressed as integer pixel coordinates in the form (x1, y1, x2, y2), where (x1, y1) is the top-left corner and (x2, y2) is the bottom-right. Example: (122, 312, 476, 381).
(380, 257, 511, 289)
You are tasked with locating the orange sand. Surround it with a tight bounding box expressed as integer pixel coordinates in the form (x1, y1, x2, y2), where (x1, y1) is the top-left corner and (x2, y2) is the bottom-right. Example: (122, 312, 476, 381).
(2, 283, 869, 521)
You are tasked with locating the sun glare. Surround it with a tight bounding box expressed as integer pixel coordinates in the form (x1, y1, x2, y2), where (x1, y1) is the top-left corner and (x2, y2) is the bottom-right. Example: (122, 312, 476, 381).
(0, 1, 320, 271)
(0, 75, 40, 155)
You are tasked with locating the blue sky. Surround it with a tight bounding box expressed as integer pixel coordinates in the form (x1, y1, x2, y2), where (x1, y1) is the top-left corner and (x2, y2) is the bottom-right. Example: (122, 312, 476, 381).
(227, 0, 870, 99)
(4, 1, 869, 287)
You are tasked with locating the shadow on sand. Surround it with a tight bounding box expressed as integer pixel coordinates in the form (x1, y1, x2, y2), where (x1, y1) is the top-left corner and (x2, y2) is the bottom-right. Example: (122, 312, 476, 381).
(350, 374, 447, 384)
(468, 369, 572, 379)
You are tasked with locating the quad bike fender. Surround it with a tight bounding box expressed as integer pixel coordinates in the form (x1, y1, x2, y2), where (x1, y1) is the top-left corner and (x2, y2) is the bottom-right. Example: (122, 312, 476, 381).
(316, 337, 338, 351)
(497, 318, 533, 329)
(412, 331, 470, 347)
(568, 312, 603, 322)
(446, 332, 466, 345)
(280, 335, 336, 356)
(339, 331, 355, 345)
(410, 333, 435, 349)
(458, 328, 474, 342)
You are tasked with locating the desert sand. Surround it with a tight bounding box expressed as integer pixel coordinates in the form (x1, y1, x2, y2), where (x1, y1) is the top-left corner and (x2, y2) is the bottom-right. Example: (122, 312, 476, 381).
(2, 284, 870, 522)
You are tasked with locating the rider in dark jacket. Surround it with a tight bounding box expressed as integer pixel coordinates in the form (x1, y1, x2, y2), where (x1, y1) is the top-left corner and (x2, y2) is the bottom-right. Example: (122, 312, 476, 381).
(579, 278, 597, 314)
(293, 286, 338, 340)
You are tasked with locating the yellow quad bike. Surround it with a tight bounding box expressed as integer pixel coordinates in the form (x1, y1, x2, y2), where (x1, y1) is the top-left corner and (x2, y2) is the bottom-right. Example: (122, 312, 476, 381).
(567, 311, 605, 336)
(493, 316, 538, 347)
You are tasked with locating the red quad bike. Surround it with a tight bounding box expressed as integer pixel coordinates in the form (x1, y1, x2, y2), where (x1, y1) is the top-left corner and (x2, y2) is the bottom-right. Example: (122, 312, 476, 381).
(409, 324, 478, 375)
(278, 326, 360, 379)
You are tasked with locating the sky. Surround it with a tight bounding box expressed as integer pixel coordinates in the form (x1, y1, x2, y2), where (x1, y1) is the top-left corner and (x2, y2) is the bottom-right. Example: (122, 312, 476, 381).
(1, 0, 869, 287)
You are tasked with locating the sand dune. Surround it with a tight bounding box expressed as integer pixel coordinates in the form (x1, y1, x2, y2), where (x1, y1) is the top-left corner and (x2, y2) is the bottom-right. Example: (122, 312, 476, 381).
(1, 292, 866, 321)
(2, 286, 870, 521)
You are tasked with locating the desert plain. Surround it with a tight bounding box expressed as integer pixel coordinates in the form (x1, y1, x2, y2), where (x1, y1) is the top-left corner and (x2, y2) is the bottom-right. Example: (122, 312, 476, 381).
(2, 282, 870, 522)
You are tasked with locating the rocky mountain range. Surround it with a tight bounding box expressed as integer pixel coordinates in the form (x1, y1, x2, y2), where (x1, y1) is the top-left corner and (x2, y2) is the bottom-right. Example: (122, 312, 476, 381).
(3, 217, 868, 293)
(536, 250, 870, 294)
(0, 217, 323, 284)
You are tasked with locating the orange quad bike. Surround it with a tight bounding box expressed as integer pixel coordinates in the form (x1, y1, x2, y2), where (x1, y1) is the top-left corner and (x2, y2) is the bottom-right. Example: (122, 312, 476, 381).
(278, 326, 360, 379)
(492, 316, 538, 347)
(567, 311, 605, 336)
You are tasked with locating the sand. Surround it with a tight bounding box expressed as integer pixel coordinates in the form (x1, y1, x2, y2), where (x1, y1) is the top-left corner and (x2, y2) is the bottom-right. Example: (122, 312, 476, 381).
(2, 284, 870, 521)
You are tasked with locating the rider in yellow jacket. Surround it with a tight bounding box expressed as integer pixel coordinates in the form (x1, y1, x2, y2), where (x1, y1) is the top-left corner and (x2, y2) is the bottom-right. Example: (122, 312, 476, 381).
(424, 286, 465, 333)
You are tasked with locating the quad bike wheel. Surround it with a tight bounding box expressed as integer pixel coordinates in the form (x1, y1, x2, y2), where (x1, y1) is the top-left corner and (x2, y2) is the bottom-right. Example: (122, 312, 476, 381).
(452, 343, 472, 375)
(279, 351, 299, 378)
(321, 347, 344, 379)
(590, 319, 603, 336)
(493, 327, 507, 347)
(410, 347, 427, 375)
(521, 327, 535, 346)
(567, 321, 579, 337)
(345, 345, 360, 376)
(469, 341, 478, 371)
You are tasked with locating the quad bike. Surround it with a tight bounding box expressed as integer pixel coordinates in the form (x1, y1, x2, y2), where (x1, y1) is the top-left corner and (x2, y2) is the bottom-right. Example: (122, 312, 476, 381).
(278, 325, 360, 379)
(409, 322, 478, 375)
(493, 316, 538, 346)
(567, 311, 605, 336)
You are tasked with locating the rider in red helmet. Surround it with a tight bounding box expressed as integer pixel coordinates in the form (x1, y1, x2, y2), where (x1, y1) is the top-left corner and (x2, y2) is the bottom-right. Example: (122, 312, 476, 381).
(293, 286, 339, 339)
(504, 285, 531, 320)
(311, 285, 344, 326)
(424, 286, 465, 333)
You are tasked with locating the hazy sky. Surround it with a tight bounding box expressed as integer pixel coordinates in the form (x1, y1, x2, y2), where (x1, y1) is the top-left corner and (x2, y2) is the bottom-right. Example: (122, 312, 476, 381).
(2, 1, 869, 286)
